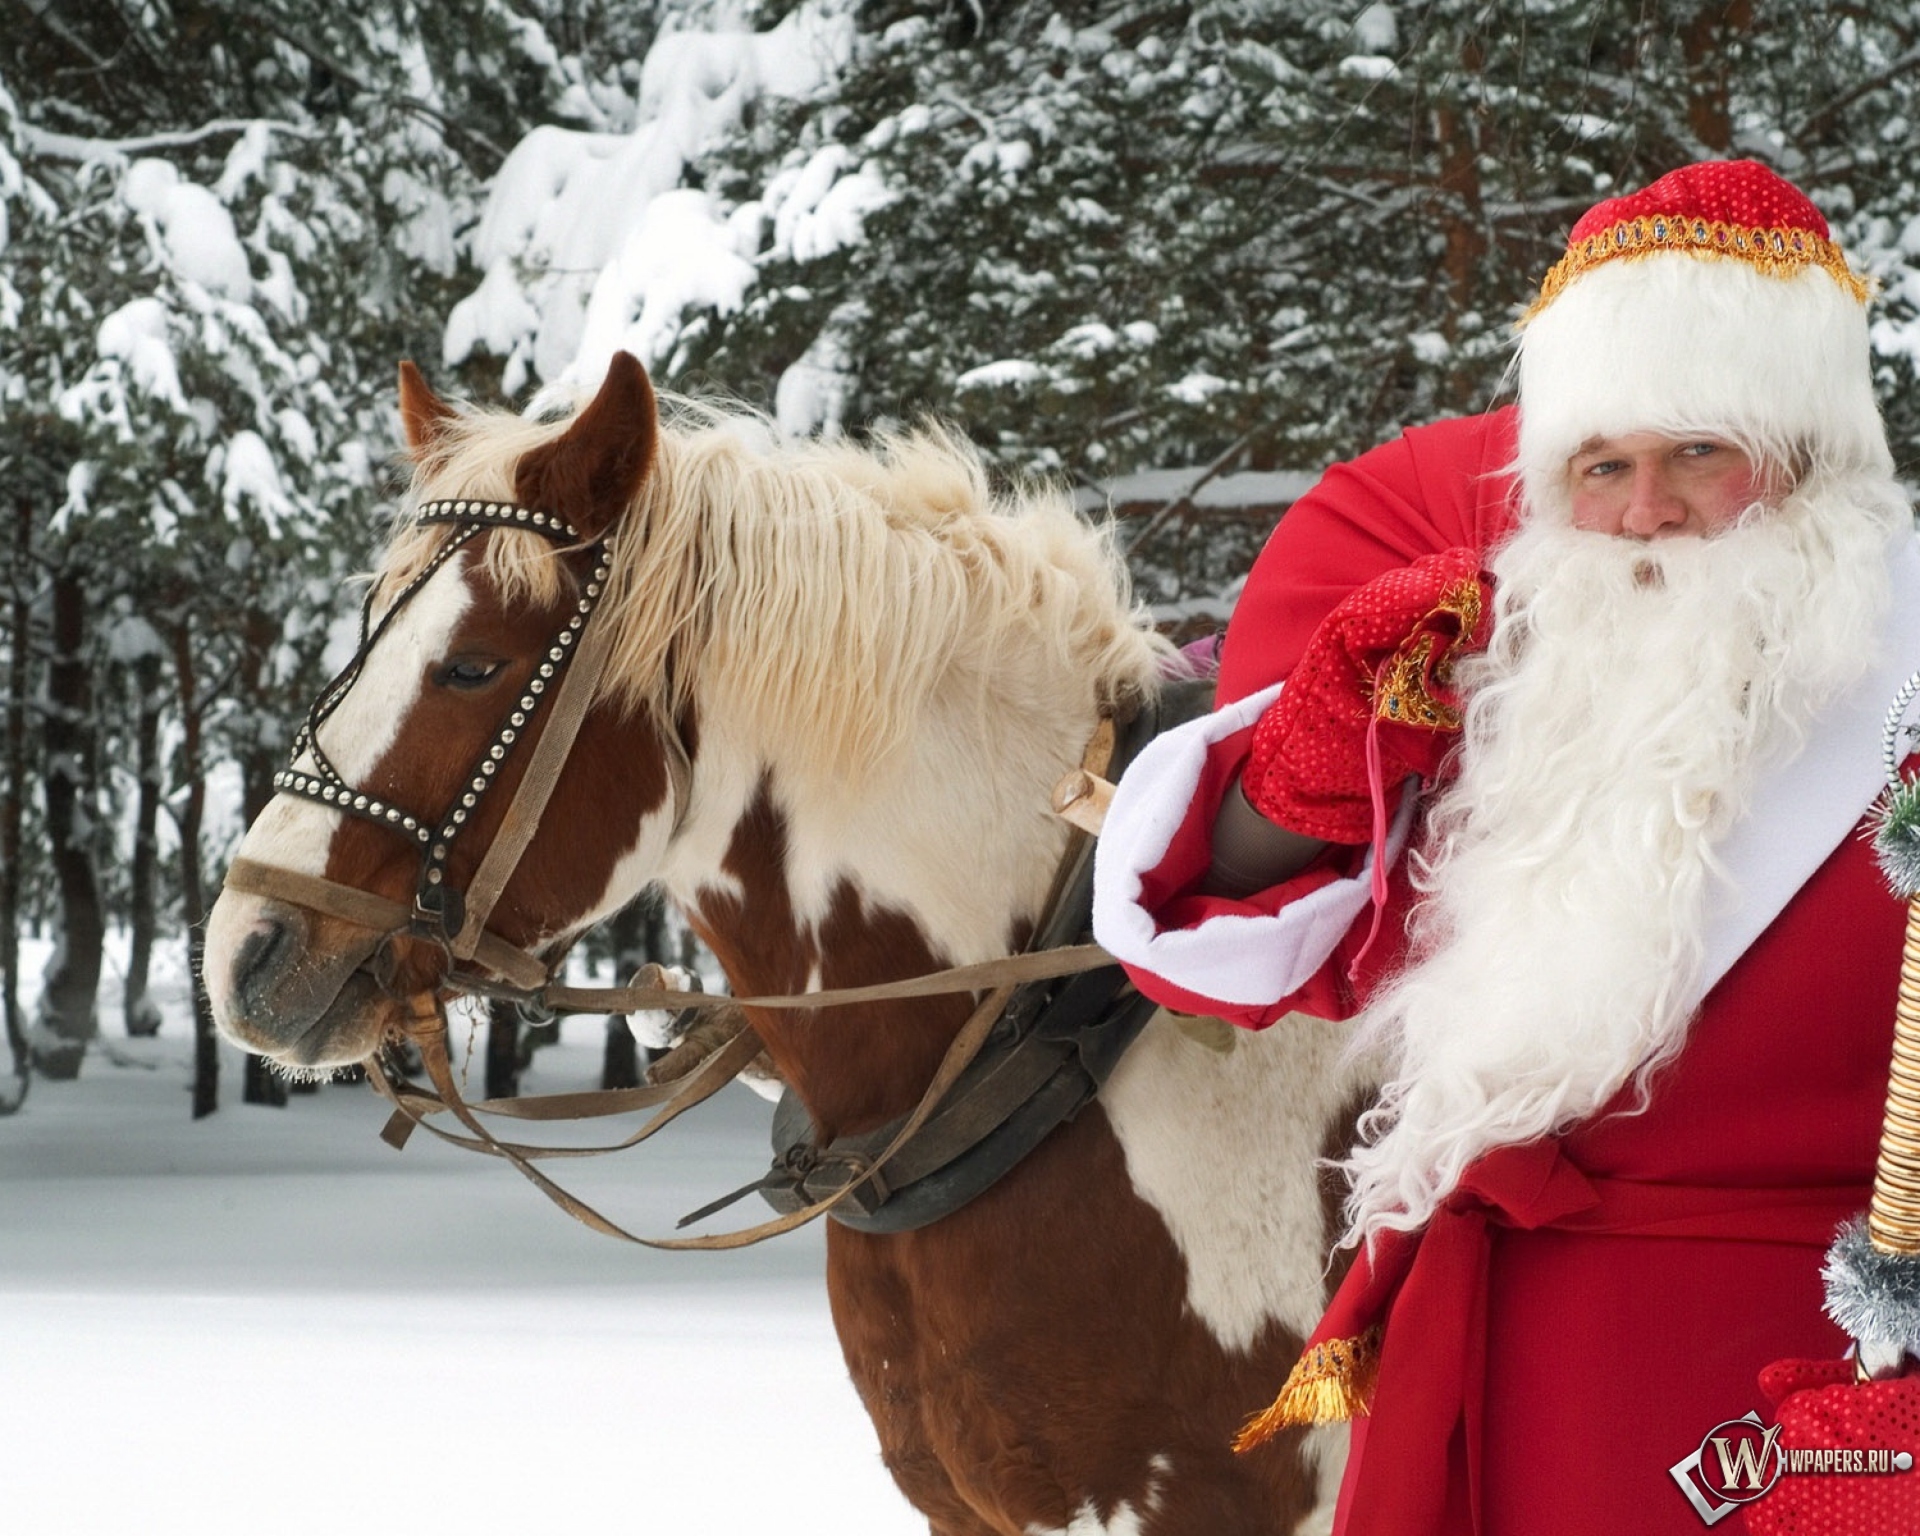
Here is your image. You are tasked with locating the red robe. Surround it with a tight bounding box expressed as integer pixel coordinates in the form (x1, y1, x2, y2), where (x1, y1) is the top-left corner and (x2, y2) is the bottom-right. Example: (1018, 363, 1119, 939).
(1093, 409, 1904, 1533)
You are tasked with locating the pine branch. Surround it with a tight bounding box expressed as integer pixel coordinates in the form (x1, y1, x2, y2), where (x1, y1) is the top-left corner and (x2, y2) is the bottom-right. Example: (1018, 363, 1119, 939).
(22, 118, 315, 164)
(1124, 432, 1254, 558)
(240, 11, 509, 172)
(1795, 44, 1920, 138)
(9, 0, 112, 71)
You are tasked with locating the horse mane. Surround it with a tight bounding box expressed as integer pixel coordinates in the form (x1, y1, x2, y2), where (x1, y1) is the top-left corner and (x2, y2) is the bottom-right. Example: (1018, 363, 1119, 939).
(380, 393, 1170, 778)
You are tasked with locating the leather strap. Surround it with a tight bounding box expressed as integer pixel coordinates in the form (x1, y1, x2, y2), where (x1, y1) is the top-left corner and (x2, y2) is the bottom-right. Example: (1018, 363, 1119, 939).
(375, 1011, 765, 1160)
(540, 944, 1112, 1014)
(229, 710, 1132, 1248)
(453, 608, 621, 960)
(371, 980, 1016, 1250)
(225, 853, 1114, 1014)
(223, 858, 550, 991)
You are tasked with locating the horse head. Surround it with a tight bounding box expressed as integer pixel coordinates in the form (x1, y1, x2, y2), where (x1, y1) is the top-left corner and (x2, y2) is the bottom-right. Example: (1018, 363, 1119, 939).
(211, 349, 1166, 1141)
(206, 353, 683, 1070)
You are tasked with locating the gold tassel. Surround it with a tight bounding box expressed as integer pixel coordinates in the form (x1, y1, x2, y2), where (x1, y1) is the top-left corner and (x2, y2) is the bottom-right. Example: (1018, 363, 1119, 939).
(1233, 1328, 1383, 1454)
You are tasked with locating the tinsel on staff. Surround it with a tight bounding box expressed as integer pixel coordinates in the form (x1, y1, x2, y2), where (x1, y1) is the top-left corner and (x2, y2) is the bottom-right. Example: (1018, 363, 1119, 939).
(1746, 675, 1920, 1534)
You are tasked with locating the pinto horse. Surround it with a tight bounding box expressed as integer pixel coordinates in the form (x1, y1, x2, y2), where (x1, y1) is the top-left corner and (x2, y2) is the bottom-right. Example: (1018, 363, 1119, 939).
(204, 353, 1364, 1536)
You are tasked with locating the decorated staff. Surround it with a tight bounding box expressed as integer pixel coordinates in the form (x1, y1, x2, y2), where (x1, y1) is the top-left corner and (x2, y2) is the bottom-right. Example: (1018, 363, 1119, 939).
(1747, 683, 1920, 1534)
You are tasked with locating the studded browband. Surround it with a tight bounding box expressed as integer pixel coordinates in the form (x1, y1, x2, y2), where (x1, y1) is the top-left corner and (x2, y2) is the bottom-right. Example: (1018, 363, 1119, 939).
(271, 498, 614, 950)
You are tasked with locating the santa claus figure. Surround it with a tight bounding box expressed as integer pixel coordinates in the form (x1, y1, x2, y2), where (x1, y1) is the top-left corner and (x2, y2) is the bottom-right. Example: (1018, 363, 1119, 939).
(1093, 160, 1920, 1533)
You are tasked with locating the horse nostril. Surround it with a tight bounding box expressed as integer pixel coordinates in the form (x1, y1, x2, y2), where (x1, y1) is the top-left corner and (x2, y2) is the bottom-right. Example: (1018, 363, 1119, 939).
(232, 919, 293, 1007)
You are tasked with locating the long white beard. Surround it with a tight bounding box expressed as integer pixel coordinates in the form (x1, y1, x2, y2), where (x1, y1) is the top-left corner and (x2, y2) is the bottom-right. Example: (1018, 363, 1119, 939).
(1340, 474, 1906, 1247)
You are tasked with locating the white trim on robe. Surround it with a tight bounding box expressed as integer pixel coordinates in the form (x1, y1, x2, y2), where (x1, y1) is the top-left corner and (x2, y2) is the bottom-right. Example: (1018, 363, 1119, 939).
(1698, 531, 1920, 999)
(1093, 532, 1920, 1017)
(1092, 682, 1419, 1009)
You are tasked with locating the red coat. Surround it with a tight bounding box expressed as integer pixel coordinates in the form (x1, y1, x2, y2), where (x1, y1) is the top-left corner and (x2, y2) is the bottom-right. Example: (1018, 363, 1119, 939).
(1091, 409, 1912, 1533)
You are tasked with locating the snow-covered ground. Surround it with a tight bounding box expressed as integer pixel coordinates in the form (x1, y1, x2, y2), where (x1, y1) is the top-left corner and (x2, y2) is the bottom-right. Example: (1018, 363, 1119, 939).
(1, 940, 920, 1536)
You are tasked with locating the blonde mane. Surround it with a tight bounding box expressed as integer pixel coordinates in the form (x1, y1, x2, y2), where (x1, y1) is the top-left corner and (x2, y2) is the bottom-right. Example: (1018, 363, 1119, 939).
(379, 394, 1169, 777)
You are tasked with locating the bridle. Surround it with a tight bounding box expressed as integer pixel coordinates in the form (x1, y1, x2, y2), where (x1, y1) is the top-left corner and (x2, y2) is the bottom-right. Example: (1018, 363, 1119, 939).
(238, 496, 687, 994)
(218, 491, 1141, 1249)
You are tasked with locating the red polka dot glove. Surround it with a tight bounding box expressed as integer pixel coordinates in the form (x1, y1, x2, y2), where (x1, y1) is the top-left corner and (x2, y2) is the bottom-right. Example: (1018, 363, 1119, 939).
(1242, 547, 1492, 844)
(1745, 1359, 1920, 1534)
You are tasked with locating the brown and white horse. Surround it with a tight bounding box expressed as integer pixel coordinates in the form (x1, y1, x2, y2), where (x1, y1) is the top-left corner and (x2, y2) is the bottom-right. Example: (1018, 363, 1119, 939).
(204, 353, 1364, 1536)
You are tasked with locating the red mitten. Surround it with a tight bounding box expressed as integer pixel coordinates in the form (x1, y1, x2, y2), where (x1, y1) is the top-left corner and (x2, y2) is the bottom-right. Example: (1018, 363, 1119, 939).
(1242, 547, 1492, 844)
(1743, 1358, 1920, 1534)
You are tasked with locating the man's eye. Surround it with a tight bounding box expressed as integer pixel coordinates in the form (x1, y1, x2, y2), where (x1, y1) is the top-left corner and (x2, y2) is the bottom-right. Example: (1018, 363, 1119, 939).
(435, 658, 506, 690)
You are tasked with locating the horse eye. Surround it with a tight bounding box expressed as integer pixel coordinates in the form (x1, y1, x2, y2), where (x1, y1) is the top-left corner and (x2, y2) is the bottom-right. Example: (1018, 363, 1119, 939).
(434, 657, 506, 690)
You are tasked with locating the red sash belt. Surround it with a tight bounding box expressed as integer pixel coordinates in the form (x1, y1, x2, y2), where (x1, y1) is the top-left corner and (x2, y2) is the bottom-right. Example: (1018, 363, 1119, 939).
(1321, 1138, 1866, 1536)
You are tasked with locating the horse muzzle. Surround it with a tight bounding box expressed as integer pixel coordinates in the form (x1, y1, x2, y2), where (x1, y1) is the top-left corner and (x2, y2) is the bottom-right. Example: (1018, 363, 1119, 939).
(205, 887, 413, 1069)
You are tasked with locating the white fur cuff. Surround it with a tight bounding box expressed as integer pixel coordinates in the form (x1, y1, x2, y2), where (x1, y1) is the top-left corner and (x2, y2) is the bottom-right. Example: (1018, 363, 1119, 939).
(1093, 682, 1416, 1009)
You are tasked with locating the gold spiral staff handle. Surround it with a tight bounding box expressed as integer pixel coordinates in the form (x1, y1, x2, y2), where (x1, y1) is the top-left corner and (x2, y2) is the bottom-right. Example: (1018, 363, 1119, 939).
(1819, 672, 1920, 1377)
(1869, 897, 1920, 1255)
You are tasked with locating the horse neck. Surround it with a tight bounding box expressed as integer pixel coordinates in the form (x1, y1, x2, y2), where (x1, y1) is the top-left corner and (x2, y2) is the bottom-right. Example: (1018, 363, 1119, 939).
(660, 665, 1099, 1140)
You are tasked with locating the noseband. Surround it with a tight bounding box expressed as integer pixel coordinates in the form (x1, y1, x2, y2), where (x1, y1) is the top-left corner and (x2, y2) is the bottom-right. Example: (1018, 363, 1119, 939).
(245, 497, 689, 990)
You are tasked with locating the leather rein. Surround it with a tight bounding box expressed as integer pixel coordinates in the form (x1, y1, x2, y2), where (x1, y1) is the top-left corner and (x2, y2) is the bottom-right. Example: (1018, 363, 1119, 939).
(226, 494, 1124, 1250)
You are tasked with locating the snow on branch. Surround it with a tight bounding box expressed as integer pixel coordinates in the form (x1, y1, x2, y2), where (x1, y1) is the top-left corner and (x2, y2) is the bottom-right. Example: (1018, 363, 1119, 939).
(447, 2, 858, 401)
(22, 119, 316, 166)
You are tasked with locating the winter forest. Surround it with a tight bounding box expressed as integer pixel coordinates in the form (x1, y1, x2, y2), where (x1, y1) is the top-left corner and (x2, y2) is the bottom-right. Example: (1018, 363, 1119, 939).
(4, 2, 1920, 1528)
(6, 0, 1920, 1107)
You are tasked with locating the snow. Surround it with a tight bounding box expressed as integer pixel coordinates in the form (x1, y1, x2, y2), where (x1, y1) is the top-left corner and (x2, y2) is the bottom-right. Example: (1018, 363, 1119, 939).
(955, 358, 1047, 390)
(49, 459, 96, 536)
(1, 937, 920, 1536)
(447, 3, 858, 402)
(572, 187, 759, 382)
(1337, 54, 1400, 81)
(275, 405, 318, 465)
(443, 259, 545, 379)
(214, 120, 271, 201)
(105, 612, 166, 662)
(96, 296, 186, 411)
(219, 428, 292, 533)
(1352, 3, 1400, 54)
(1077, 466, 1319, 513)
(121, 157, 253, 299)
(1167, 371, 1229, 404)
(775, 325, 855, 437)
(1056, 323, 1120, 359)
(766, 145, 894, 263)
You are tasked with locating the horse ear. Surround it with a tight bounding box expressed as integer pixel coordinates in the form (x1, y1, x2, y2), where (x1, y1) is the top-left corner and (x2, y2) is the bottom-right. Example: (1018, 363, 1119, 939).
(514, 352, 659, 541)
(397, 360, 457, 461)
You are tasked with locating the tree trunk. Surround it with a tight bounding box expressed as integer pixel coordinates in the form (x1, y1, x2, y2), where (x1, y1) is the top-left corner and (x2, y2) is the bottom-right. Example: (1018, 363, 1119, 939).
(172, 621, 219, 1119)
(485, 997, 521, 1099)
(606, 887, 675, 1090)
(600, 898, 647, 1091)
(1, 494, 32, 1110)
(34, 564, 102, 1079)
(1430, 37, 1489, 416)
(1683, 1, 1752, 154)
(1432, 95, 1486, 313)
(602, 1015, 642, 1091)
(244, 1048, 288, 1106)
(235, 606, 285, 1105)
(237, 605, 279, 823)
(122, 651, 164, 1037)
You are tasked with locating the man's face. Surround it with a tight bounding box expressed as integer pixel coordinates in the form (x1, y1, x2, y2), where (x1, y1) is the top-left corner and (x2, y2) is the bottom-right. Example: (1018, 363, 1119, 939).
(1566, 432, 1782, 539)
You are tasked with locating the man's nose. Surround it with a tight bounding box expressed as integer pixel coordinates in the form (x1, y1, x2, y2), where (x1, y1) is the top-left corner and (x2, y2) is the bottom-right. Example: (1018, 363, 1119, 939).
(1619, 468, 1688, 537)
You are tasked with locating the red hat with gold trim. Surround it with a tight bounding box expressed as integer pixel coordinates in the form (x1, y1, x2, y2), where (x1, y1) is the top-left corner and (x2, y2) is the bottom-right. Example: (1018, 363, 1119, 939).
(1515, 160, 1889, 515)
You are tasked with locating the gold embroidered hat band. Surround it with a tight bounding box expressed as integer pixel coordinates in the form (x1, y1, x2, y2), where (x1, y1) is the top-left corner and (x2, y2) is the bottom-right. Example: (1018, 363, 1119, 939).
(1526, 159, 1870, 323)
